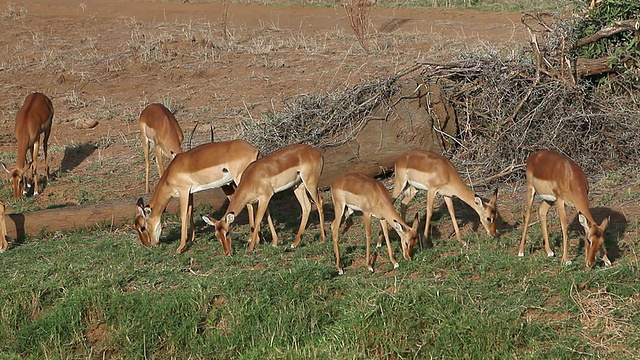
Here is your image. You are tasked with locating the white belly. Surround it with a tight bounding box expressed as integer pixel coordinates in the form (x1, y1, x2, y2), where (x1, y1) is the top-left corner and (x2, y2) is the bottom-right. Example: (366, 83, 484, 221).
(539, 194, 557, 202)
(408, 179, 429, 191)
(190, 174, 233, 193)
(273, 174, 301, 193)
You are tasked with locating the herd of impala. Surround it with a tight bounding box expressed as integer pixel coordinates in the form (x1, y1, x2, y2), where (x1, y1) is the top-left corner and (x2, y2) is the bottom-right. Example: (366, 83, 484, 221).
(0, 92, 612, 272)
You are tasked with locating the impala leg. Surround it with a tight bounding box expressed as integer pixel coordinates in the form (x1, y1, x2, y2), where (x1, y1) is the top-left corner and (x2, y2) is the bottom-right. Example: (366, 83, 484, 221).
(379, 219, 399, 269)
(31, 141, 39, 196)
(188, 192, 195, 244)
(518, 184, 535, 257)
(331, 199, 346, 275)
(266, 209, 278, 247)
(154, 143, 164, 178)
(142, 135, 151, 193)
(423, 189, 437, 242)
(248, 197, 270, 252)
(42, 127, 50, 181)
(443, 196, 465, 246)
(363, 212, 374, 273)
(399, 186, 417, 223)
(176, 193, 191, 253)
(307, 186, 326, 242)
(291, 183, 312, 248)
(538, 200, 554, 258)
(556, 200, 571, 265)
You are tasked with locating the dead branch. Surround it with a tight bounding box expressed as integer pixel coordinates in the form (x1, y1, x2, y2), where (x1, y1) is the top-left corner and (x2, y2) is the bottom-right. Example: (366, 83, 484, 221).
(575, 20, 639, 47)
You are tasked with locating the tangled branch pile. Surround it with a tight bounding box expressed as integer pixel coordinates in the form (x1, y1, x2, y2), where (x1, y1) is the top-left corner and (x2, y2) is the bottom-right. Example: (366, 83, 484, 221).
(235, 77, 400, 155)
(235, 0, 638, 185)
(427, 1, 640, 183)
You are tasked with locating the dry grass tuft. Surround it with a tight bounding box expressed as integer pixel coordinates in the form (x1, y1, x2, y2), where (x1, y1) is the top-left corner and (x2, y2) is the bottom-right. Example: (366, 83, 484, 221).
(571, 284, 639, 356)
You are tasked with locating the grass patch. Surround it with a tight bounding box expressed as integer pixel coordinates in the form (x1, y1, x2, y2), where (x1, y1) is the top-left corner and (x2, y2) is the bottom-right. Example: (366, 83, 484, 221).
(0, 207, 637, 358)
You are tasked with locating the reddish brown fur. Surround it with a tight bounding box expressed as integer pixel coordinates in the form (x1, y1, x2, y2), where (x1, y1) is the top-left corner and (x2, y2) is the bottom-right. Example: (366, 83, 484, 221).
(134, 140, 259, 253)
(202, 144, 326, 256)
(393, 150, 498, 246)
(0, 201, 7, 252)
(519, 150, 610, 267)
(2, 92, 54, 199)
(139, 103, 184, 193)
(331, 172, 418, 274)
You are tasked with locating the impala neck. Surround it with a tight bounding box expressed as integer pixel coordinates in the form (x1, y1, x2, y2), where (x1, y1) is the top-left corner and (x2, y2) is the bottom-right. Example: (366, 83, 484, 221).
(15, 139, 29, 168)
(148, 179, 173, 221)
(447, 177, 481, 211)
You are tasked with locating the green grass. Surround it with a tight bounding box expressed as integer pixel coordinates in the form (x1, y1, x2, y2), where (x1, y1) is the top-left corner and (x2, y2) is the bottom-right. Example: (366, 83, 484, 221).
(0, 206, 637, 359)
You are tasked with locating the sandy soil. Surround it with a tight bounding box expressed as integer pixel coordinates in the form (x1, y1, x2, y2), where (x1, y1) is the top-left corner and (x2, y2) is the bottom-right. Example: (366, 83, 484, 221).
(0, 0, 572, 239)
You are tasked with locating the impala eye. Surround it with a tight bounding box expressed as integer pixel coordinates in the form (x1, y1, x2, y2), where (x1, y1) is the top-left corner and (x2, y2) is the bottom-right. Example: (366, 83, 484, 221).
(140, 226, 146, 232)
(487, 217, 493, 223)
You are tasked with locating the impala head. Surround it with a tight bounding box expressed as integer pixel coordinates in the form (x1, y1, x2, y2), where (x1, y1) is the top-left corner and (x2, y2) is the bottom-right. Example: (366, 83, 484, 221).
(473, 187, 498, 237)
(2, 162, 31, 199)
(393, 214, 420, 260)
(579, 214, 609, 267)
(135, 198, 162, 246)
(202, 213, 234, 256)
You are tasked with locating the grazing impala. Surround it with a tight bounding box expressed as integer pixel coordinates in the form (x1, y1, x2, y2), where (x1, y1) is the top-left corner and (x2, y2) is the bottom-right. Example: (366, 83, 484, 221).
(139, 103, 184, 193)
(202, 144, 326, 255)
(0, 202, 7, 252)
(331, 172, 419, 274)
(2, 92, 54, 199)
(135, 139, 259, 253)
(393, 150, 498, 246)
(518, 150, 610, 267)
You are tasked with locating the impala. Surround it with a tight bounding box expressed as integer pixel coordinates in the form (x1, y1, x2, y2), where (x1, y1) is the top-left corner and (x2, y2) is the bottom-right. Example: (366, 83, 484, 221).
(331, 172, 419, 274)
(139, 103, 184, 193)
(392, 150, 498, 246)
(135, 139, 259, 253)
(2, 92, 53, 199)
(202, 144, 326, 255)
(0, 202, 7, 252)
(518, 150, 610, 267)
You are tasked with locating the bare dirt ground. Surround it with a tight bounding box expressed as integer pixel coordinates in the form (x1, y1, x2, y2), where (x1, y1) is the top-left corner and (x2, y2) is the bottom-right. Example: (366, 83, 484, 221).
(3, 0, 631, 242)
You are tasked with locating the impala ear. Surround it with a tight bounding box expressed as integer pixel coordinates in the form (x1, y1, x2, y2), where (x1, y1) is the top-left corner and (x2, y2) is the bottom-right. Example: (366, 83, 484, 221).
(411, 213, 419, 232)
(392, 220, 404, 234)
(474, 195, 483, 207)
(599, 216, 610, 230)
(202, 215, 216, 226)
(225, 212, 236, 225)
(489, 188, 498, 205)
(578, 213, 589, 231)
(136, 198, 146, 217)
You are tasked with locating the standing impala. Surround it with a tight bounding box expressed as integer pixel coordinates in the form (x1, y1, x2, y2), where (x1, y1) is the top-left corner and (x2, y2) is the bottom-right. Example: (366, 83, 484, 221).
(139, 103, 184, 193)
(135, 139, 259, 253)
(518, 150, 610, 267)
(331, 172, 419, 274)
(0, 202, 7, 252)
(393, 150, 498, 246)
(2, 92, 53, 199)
(202, 144, 326, 255)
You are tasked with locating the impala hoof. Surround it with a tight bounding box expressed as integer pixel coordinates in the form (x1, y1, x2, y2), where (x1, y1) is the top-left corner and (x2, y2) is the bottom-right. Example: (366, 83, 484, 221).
(564, 260, 572, 266)
(547, 251, 555, 257)
(393, 263, 399, 269)
(517, 252, 524, 257)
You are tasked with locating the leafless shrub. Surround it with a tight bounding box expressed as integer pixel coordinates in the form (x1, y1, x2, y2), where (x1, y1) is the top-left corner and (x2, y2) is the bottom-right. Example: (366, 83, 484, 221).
(233, 77, 400, 155)
(344, 0, 373, 52)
